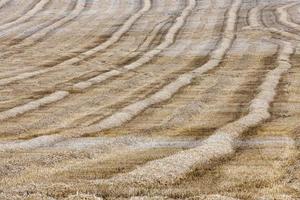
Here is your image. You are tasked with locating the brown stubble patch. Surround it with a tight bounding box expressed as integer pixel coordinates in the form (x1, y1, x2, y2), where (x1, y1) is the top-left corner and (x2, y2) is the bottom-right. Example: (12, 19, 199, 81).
(1, 147, 184, 199)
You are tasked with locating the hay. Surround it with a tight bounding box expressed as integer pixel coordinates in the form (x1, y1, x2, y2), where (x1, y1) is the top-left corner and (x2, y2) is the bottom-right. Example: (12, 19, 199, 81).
(0, 91, 69, 121)
(21, 0, 87, 46)
(0, 0, 50, 31)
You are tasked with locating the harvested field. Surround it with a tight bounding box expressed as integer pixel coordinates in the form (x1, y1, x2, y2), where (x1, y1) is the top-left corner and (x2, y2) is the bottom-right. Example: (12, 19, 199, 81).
(0, 0, 300, 199)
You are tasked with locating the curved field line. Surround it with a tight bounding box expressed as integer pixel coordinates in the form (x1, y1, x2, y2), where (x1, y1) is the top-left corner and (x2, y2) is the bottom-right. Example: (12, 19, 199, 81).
(245, 4, 300, 41)
(100, 41, 294, 186)
(247, 4, 264, 27)
(262, 3, 300, 40)
(115, 17, 174, 64)
(0, 1, 179, 120)
(0, 0, 191, 122)
(50, 136, 300, 150)
(0, 0, 106, 78)
(0, 0, 123, 57)
(0, 0, 118, 61)
(0, 0, 298, 195)
(72, 0, 195, 90)
(0, 0, 233, 151)
(18, 0, 87, 46)
(0, 91, 69, 121)
(0, 0, 50, 32)
(267, 27, 300, 40)
(77, 0, 152, 58)
(2, 1, 204, 136)
(0, 0, 78, 47)
(0, 0, 197, 149)
(276, 2, 300, 31)
(0, 0, 151, 86)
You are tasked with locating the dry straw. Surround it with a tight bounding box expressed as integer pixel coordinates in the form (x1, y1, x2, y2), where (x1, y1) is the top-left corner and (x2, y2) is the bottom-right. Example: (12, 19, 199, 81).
(74, 0, 196, 89)
(0, 0, 50, 32)
(21, 0, 87, 46)
(0, 0, 195, 123)
(0, 0, 152, 86)
(0, 91, 69, 121)
(246, 3, 300, 40)
(101, 39, 294, 186)
(276, 2, 300, 31)
(0, 0, 197, 150)
(91, 0, 295, 186)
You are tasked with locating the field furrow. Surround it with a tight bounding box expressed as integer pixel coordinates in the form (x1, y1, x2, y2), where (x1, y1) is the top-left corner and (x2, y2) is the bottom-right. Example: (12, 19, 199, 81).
(0, 0, 51, 32)
(1, 0, 299, 199)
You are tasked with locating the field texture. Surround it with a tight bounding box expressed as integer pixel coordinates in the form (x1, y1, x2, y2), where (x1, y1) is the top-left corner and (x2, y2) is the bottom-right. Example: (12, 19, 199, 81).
(0, 0, 300, 199)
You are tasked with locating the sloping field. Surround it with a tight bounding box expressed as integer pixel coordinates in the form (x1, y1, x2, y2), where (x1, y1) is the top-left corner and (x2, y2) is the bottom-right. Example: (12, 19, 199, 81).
(0, 0, 300, 199)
